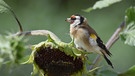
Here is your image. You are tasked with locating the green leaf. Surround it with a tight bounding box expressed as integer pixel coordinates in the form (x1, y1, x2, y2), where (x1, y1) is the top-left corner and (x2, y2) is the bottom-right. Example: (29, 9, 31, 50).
(120, 7, 135, 46)
(119, 65, 135, 76)
(83, 0, 121, 12)
(126, 7, 135, 24)
(0, 0, 10, 13)
(0, 34, 27, 68)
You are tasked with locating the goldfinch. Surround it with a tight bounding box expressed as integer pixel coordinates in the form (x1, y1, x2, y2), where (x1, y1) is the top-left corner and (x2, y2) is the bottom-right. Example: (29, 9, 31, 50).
(66, 14, 113, 68)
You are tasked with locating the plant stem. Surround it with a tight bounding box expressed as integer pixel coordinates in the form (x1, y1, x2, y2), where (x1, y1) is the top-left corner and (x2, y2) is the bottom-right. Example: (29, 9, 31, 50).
(0, 3, 23, 32)
(10, 9, 23, 32)
(89, 21, 125, 70)
(14, 30, 61, 42)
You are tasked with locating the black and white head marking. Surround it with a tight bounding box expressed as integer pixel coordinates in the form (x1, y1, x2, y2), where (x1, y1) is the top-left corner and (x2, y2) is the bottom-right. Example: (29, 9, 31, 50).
(70, 14, 84, 27)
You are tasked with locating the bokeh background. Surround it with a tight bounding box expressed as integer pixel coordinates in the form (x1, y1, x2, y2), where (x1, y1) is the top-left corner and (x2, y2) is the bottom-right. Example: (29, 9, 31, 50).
(0, 0, 135, 76)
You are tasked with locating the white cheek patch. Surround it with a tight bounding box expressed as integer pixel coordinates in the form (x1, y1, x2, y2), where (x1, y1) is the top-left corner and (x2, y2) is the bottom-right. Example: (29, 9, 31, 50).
(70, 20, 80, 27)
(70, 16, 81, 27)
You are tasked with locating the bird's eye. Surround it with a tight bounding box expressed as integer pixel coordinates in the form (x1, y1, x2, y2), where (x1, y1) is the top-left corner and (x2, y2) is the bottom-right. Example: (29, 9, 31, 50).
(71, 17, 76, 20)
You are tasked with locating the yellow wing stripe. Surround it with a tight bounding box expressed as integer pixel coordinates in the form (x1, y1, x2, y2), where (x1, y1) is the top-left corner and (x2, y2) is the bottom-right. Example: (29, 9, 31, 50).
(90, 34, 97, 40)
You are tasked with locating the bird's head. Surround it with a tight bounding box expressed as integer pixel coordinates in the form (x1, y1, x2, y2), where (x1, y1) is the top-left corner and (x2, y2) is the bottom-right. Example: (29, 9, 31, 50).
(66, 14, 86, 27)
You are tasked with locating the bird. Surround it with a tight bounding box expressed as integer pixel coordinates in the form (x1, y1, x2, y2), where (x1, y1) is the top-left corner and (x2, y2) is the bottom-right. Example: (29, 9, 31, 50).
(65, 14, 113, 68)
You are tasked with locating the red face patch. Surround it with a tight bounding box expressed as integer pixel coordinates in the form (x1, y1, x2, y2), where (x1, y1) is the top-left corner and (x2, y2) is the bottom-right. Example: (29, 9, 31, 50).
(70, 15, 76, 24)
(71, 15, 75, 18)
(70, 15, 76, 20)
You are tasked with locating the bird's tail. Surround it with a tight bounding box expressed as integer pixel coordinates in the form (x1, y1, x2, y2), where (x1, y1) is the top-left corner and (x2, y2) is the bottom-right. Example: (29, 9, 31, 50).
(102, 53, 114, 68)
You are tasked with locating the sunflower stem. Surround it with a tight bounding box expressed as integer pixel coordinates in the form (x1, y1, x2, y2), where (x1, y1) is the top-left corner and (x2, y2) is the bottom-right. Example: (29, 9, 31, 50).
(14, 30, 61, 42)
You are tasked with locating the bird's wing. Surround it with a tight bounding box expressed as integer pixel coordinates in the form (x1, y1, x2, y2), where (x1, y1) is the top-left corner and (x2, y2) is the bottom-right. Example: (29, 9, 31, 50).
(80, 23, 113, 68)
(89, 33, 113, 68)
(80, 23, 112, 56)
(90, 34, 112, 56)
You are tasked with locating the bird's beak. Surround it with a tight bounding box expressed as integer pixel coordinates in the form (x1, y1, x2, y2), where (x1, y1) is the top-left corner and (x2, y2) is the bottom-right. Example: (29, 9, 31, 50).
(65, 18, 73, 24)
(65, 18, 71, 23)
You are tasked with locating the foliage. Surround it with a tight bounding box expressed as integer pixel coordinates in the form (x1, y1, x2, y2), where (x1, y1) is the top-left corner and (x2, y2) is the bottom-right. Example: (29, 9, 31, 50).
(0, 0, 26, 68)
(83, 0, 121, 12)
(0, 0, 10, 13)
(0, 34, 26, 67)
(120, 7, 135, 46)
(119, 65, 135, 76)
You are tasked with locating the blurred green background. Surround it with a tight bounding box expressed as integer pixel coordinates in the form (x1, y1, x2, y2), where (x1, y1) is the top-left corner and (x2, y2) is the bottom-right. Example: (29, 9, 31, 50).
(0, 0, 135, 76)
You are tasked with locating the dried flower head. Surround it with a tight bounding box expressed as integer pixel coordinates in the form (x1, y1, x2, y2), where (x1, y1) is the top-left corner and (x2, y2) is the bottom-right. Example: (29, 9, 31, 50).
(26, 36, 86, 76)
(34, 45, 83, 76)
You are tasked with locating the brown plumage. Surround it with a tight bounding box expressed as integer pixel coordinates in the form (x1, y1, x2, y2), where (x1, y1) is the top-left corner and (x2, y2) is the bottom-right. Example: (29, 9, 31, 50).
(66, 14, 113, 68)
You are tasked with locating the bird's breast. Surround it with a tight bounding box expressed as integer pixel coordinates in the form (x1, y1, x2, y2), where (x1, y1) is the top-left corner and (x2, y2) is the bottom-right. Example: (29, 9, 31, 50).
(70, 26, 90, 48)
(70, 26, 89, 38)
